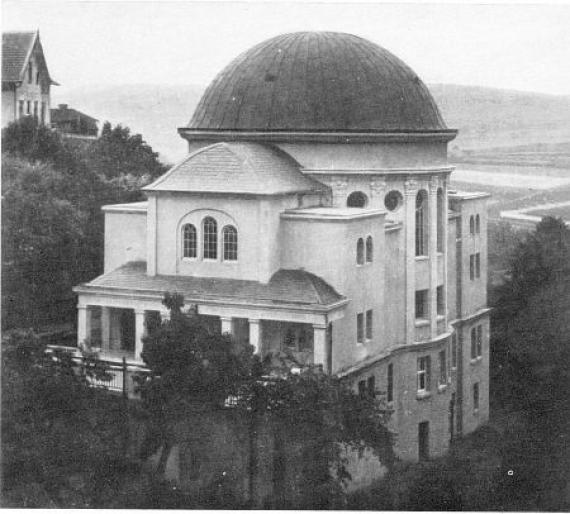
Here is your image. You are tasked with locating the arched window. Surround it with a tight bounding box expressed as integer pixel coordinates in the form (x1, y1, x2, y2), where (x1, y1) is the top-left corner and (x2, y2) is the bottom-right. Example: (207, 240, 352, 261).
(469, 216, 475, 235)
(356, 238, 364, 265)
(366, 236, 373, 263)
(437, 188, 444, 252)
(475, 214, 481, 234)
(347, 191, 368, 208)
(203, 217, 218, 259)
(415, 190, 428, 256)
(182, 224, 197, 258)
(222, 225, 238, 261)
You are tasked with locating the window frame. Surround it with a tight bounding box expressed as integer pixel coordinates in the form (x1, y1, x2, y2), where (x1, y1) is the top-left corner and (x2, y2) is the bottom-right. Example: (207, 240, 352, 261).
(415, 289, 428, 320)
(387, 363, 394, 403)
(470, 327, 477, 360)
(475, 252, 481, 278)
(415, 190, 428, 256)
(475, 214, 481, 234)
(356, 312, 364, 344)
(436, 285, 445, 316)
(470, 254, 475, 280)
(476, 325, 483, 358)
(417, 356, 431, 393)
(365, 309, 373, 341)
(469, 215, 475, 235)
(347, 191, 368, 208)
(182, 223, 197, 259)
(365, 236, 373, 263)
(202, 216, 218, 260)
(222, 225, 238, 262)
(473, 382, 480, 411)
(356, 238, 364, 265)
(367, 375, 376, 399)
(436, 187, 444, 252)
(438, 350, 447, 387)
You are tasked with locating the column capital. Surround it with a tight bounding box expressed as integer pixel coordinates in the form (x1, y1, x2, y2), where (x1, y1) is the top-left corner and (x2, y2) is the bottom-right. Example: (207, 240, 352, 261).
(312, 323, 328, 330)
(369, 179, 386, 195)
(77, 304, 88, 310)
(331, 178, 349, 190)
(248, 318, 261, 324)
(428, 177, 440, 194)
(404, 179, 419, 195)
(134, 308, 146, 316)
(220, 316, 233, 322)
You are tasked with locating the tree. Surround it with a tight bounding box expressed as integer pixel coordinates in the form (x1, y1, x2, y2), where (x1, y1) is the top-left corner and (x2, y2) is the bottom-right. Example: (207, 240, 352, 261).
(87, 122, 168, 180)
(136, 293, 393, 508)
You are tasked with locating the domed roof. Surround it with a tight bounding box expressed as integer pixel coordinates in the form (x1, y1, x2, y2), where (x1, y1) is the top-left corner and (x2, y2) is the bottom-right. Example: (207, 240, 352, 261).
(186, 32, 451, 137)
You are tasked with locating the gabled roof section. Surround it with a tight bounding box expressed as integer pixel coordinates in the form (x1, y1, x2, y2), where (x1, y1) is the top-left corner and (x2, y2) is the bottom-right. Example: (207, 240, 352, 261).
(51, 105, 98, 123)
(75, 261, 345, 309)
(143, 142, 325, 195)
(2, 30, 57, 84)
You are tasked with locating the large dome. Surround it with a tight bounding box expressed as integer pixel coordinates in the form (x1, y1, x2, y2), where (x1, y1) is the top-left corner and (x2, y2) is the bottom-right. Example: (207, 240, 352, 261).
(186, 32, 450, 136)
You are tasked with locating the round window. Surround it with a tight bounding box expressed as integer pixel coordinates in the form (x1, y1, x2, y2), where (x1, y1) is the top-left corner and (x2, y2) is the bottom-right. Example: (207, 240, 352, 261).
(384, 190, 403, 211)
(347, 191, 368, 208)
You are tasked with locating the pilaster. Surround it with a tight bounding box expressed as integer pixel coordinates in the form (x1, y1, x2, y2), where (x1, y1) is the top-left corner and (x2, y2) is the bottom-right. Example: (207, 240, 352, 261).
(404, 179, 418, 344)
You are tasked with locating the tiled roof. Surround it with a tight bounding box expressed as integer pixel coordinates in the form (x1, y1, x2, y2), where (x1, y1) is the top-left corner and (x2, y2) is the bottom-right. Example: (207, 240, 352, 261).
(188, 31, 448, 132)
(144, 142, 325, 195)
(51, 106, 98, 123)
(2, 31, 57, 84)
(2, 31, 36, 82)
(76, 261, 344, 308)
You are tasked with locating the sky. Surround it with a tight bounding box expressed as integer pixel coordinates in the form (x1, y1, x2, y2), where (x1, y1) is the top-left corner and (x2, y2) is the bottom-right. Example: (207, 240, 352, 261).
(3, 0, 570, 96)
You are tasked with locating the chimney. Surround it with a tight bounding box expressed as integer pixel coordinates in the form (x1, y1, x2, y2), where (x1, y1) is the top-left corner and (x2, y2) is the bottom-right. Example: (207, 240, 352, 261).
(58, 104, 68, 109)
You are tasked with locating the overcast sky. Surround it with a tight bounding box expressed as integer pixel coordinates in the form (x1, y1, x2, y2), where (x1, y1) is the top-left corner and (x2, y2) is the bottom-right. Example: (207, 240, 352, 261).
(3, 0, 570, 96)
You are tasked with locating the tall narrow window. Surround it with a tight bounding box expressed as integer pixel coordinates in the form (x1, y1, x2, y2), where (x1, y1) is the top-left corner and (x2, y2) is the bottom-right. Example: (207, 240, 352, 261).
(470, 327, 477, 359)
(437, 286, 445, 316)
(366, 236, 373, 263)
(439, 350, 447, 386)
(476, 325, 483, 357)
(182, 224, 197, 258)
(437, 188, 444, 252)
(367, 376, 376, 398)
(415, 290, 428, 319)
(475, 214, 481, 234)
(469, 215, 475, 235)
(33, 101, 38, 120)
(36, 70, 40, 84)
(222, 225, 238, 261)
(475, 252, 481, 278)
(18, 100, 24, 118)
(473, 382, 480, 411)
(28, 63, 33, 83)
(365, 309, 373, 340)
(419, 421, 430, 461)
(387, 363, 394, 402)
(357, 313, 364, 344)
(358, 380, 366, 398)
(451, 333, 457, 369)
(415, 190, 428, 256)
(470, 255, 475, 280)
(40, 102, 45, 124)
(417, 356, 431, 392)
(203, 217, 217, 259)
(356, 238, 364, 265)
(26, 101, 31, 114)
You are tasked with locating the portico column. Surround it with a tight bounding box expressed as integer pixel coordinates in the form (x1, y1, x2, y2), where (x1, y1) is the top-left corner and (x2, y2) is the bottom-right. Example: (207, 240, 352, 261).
(77, 305, 91, 347)
(248, 319, 261, 355)
(429, 179, 439, 338)
(134, 309, 146, 362)
(404, 179, 418, 345)
(313, 323, 328, 373)
(101, 306, 111, 352)
(220, 317, 233, 336)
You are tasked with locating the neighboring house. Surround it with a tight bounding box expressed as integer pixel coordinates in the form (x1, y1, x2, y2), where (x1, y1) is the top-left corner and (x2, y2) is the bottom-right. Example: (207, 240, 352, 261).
(2, 30, 58, 127)
(50, 103, 98, 137)
(73, 32, 491, 463)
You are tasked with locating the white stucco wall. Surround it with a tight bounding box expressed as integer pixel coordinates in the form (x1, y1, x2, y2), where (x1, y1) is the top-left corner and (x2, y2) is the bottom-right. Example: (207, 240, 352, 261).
(104, 210, 147, 273)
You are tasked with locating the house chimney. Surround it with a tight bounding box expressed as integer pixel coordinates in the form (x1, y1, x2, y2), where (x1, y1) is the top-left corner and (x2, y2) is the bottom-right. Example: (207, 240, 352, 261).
(58, 104, 68, 109)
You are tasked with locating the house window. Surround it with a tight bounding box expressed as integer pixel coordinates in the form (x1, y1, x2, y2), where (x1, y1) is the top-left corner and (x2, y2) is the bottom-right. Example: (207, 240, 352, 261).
(419, 421, 430, 461)
(203, 217, 217, 259)
(356, 238, 364, 265)
(473, 382, 480, 411)
(18, 100, 24, 118)
(347, 191, 368, 208)
(437, 188, 444, 252)
(387, 363, 394, 402)
(33, 101, 38, 120)
(222, 225, 238, 261)
(28, 62, 33, 83)
(415, 289, 428, 320)
(36, 70, 40, 84)
(415, 190, 428, 256)
(437, 286, 445, 316)
(365, 309, 373, 340)
(367, 376, 375, 398)
(469, 215, 475, 235)
(439, 350, 447, 386)
(182, 224, 197, 258)
(475, 214, 481, 234)
(358, 380, 366, 398)
(26, 101, 31, 114)
(417, 356, 431, 393)
(470, 255, 475, 280)
(384, 190, 403, 211)
(40, 102, 45, 124)
(470, 327, 477, 359)
(476, 325, 483, 357)
(475, 253, 481, 278)
(451, 333, 457, 369)
(365, 236, 373, 263)
(357, 313, 364, 344)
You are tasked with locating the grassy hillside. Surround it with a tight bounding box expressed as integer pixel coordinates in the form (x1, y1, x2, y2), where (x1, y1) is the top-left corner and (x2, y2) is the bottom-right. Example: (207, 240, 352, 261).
(53, 83, 570, 164)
